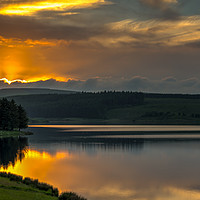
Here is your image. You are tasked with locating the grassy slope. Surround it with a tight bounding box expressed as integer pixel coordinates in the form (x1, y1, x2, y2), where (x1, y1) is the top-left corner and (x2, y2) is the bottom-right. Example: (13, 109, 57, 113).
(0, 177, 57, 200)
(106, 98, 200, 124)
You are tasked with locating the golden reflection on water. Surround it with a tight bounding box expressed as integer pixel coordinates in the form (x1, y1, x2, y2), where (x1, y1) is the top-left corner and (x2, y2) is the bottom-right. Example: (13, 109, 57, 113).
(1, 148, 200, 200)
(0, 149, 72, 190)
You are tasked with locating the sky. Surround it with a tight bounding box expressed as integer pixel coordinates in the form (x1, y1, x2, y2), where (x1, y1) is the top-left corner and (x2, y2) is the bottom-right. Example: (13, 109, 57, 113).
(0, 0, 200, 92)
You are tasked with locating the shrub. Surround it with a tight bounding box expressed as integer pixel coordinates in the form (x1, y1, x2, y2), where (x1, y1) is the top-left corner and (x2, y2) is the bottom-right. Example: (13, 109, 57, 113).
(59, 192, 87, 200)
(52, 187, 59, 197)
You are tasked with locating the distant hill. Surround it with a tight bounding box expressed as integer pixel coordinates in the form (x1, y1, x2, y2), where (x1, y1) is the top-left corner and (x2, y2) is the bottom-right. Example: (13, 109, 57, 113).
(0, 88, 76, 97)
(7, 92, 144, 119)
(5, 92, 200, 125)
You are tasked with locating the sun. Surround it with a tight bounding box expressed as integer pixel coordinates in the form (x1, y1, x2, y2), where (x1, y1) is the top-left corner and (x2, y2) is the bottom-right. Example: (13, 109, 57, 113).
(0, 76, 69, 85)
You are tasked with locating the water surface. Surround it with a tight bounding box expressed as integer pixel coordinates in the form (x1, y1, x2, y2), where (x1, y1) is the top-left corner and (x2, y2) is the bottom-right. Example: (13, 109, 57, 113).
(1, 125, 200, 200)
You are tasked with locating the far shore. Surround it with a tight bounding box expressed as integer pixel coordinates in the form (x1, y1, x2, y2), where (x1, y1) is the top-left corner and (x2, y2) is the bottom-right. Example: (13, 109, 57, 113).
(29, 117, 200, 126)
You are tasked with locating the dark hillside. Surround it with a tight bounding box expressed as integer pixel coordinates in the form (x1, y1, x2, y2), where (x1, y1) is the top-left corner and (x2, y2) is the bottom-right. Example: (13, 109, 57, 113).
(5, 92, 200, 124)
(8, 92, 144, 118)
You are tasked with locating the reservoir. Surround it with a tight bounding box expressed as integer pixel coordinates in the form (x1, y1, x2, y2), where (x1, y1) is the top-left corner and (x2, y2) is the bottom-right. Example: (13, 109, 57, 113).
(1, 125, 200, 200)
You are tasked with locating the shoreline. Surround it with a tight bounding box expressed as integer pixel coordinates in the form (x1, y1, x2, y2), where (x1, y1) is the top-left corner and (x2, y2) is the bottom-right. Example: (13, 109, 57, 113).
(0, 130, 33, 138)
(28, 124, 200, 135)
(0, 172, 86, 200)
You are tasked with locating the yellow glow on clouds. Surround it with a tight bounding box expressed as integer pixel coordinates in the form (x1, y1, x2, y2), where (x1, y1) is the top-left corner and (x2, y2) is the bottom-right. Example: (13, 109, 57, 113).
(0, 0, 110, 16)
(0, 76, 68, 84)
(0, 37, 71, 84)
(0, 36, 60, 48)
(105, 15, 200, 47)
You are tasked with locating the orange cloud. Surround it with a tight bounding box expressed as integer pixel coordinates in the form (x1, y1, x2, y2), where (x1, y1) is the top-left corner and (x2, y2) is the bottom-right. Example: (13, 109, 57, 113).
(0, 36, 59, 47)
(0, 76, 68, 85)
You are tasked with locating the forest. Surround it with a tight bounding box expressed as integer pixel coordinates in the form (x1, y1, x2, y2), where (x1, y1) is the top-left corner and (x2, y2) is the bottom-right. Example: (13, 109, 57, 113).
(0, 98, 28, 130)
(9, 91, 144, 118)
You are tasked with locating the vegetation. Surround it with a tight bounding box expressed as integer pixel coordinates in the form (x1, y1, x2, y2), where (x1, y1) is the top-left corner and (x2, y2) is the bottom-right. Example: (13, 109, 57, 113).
(107, 97, 200, 124)
(0, 177, 57, 200)
(0, 98, 28, 131)
(9, 91, 144, 118)
(0, 172, 58, 197)
(0, 174, 57, 200)
(7, 91, 200, 124)
(0, 172, 87, 200)
(58, 192, 86, 200)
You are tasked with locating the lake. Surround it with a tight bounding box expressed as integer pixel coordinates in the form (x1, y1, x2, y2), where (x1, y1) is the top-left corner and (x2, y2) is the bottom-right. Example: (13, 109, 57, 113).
(1, 125, 200, 200)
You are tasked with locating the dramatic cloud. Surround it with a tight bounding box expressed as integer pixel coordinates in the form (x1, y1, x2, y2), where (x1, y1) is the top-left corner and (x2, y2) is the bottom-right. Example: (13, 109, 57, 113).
(0, 0, 199, 92)
(106, 16, 200, 47)
(0, 0, 111, 16)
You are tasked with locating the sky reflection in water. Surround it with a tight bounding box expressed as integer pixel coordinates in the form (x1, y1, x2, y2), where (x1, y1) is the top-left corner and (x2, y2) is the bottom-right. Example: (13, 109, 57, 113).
(1, 126, 200, 200)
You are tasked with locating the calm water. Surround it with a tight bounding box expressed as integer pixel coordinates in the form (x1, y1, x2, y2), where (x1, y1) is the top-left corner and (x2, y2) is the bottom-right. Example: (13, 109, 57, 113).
(1, 125, 200, 200)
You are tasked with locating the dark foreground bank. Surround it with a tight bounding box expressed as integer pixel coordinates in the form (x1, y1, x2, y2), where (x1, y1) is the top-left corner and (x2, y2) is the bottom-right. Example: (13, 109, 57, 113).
(0, 172, 86, 200)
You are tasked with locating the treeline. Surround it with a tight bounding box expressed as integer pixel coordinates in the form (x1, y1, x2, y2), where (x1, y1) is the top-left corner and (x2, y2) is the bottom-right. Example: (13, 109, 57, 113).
(144, 93, 200, 99)
(11, 91, 144, 118)
(0, 98, 28, 130)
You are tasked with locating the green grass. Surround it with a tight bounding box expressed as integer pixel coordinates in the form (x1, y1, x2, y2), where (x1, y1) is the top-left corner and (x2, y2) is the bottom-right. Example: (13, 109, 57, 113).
(0, 130, 32, 138)
(0, 177, 57, 200)
(106, 98, 200, 124)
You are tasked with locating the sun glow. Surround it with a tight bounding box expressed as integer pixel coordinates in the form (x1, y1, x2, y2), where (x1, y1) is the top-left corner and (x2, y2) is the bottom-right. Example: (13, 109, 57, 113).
(0, 78, 27, 85)
(0, 76, 69, 85)
(0, 0, 109, 16)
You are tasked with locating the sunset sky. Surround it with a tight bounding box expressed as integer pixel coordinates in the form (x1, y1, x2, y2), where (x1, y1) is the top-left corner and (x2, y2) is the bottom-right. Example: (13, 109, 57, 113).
(0, 0, 200, 92)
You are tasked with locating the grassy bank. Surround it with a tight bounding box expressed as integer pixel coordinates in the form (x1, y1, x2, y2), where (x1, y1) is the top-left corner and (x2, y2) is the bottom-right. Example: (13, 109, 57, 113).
(0, 176, 57, 200)
(0, 130, 32, 138)
(0, 172, 86, 200)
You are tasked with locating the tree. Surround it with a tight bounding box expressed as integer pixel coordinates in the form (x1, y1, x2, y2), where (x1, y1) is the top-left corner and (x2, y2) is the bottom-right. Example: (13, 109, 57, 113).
(58, 192, 87, 200)
(18, 105, 28, 131)
(10, 99, 19, 130)
(0, 99, 28, 131)
(0, 98, 10, 130)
